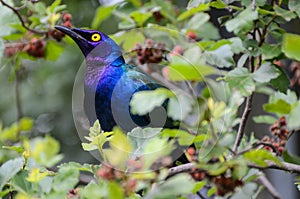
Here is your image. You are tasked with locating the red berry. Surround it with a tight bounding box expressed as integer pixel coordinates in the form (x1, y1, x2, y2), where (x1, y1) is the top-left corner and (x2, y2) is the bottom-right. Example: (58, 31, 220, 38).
(187, 31, 197, 40)
(63, 13, 72, 21)
(279, 116, 287, 126)
(63, 21, 72, 28)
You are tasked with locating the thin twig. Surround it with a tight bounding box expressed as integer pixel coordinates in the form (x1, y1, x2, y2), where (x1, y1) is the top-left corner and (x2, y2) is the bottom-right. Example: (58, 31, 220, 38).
(15, 69, 23, 120)
(168, 162, 194, 177)
(256, 172, 282, 199)
(0, 0, 48, 35)
(232, 94, 253, 153)
(167, 160, 300, 180)
(236, 141, 278, 155)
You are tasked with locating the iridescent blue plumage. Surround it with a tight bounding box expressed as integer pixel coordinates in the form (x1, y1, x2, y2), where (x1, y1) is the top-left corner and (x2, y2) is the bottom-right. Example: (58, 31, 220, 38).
(55, 26, 163, 132)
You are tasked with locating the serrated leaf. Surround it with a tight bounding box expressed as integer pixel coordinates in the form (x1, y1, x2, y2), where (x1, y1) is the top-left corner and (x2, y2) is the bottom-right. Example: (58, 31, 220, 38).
(127, 127, 161, 156)
(253, 63, 279, 83)
(203, 44, 234, 68)
(274, 5, 296, 21)
(167, 93, 194, 121)
(52, 165, 79, 192)
(244, 149, 281, 167)
(253, 115, 277, 124)
(263, 99, 291, 114)
(225, 7, 258, 34)
(225, 67, 255, 97)
(144, 174, 194, 199)
(261, 43, 281, 60)
(130, 88, 173, 115)
(289, 0, 300, 17)
(270, 66, 290, 93)
(282, 33, 300, 61)
(0, 157, 24, 190)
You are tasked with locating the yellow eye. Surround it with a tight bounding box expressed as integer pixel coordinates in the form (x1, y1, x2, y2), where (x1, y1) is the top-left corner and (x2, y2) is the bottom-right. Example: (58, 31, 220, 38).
(91, 33, 101, 42)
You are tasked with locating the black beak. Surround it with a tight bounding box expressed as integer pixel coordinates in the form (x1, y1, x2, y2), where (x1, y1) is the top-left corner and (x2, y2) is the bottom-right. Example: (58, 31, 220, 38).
(55, 25, 93, 57)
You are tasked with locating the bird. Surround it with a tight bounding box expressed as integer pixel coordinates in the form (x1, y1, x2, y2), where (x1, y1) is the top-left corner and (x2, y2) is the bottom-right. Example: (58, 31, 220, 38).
(55, 26, 171, 133)
(55, 26, 213, 199)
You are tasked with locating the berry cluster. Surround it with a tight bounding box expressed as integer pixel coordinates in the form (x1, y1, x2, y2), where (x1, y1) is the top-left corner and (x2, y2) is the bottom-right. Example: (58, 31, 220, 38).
(262, 116, 289, 155)
(4, 43, 25, 58)
(96, 162, 138, 194)
(49, 13, 73, 42)
(212, 175, 243, 196)
(133, 39, 166, 64)
(4, 12, 72, 59)
(23, 37, 46, 57)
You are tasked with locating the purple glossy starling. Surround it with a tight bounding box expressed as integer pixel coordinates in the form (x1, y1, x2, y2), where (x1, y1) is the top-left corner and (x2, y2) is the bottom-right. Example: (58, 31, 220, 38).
(55, 26, 169, 132)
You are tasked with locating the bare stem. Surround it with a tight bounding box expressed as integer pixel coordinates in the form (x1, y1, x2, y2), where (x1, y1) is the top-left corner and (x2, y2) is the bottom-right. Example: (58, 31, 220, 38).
(15, 69, 23, 120)
(232, 94, 253, 152)
(256, 172, 282, 199)
(0, 0, 48, 35)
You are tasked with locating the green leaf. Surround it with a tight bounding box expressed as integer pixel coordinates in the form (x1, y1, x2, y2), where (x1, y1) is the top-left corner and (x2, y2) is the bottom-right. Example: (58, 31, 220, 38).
(152, 0, 176, 23)
(252, 63, 279, 83)
(52, 164, 80, 192)
(0, 157, 24, 190)
(108, 181, 124, 199)
(282, 33, 300, 61)
(253, 115, 277, 124)
(92, 5, 117, 29)
(261, 43, 281, 60)
(143, 137, 174, 169)
(161, 129, 195, 146)
(127, 127, 161, 156)
(241, 0, 266, 6)
(287, 101, 300, 129)
(112, 30, 145, 52)
(289, 0, 300, 17)
(270, 66, 290, 93)
(144, 174, 194, 199)
(244, 149, 281, 167)
(45, 40, 63, 61)
(186, 13, 210, 30)
(130, 88, 173, 115)
(225, 67, 255, 97)
(178, 3, 210, 21)
(104, 128, 132, 168)
(130, 11, 152, 27)
(0, 0, 18, 37)
(2, 33, 24, 40)
(2, 146, 24, 154)
(79, 182, 103, 199)
(168, 93, 194, 121)
(274, 5, 297, 21)
(48, 0, 62, 13)
(203, 44, 234, 68)
(263, 99, 291, 114)
(225, 7, 258, 35)
(283, 150, 300, 165)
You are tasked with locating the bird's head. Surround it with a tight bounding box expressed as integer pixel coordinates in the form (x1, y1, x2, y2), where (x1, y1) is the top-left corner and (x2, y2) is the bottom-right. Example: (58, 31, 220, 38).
(55, 26, 124, 66)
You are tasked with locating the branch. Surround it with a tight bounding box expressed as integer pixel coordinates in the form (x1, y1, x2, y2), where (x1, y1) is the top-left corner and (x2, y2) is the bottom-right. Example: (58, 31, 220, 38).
(249, 161, 300, 174)
(0, 0, 48, 35)
(232, 94, 253, 152)
(168, 162, 194, 177)
(256, 172, 282, 199)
